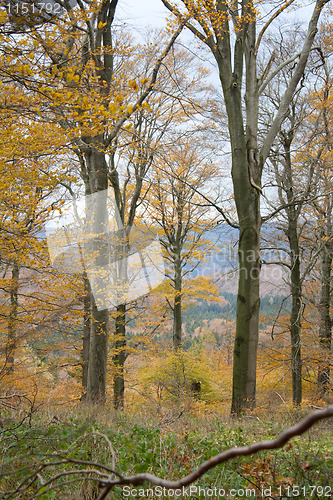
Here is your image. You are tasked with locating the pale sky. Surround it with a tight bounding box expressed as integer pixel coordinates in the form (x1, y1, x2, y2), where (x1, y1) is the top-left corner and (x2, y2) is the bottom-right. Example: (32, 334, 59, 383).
(116, 0, 169, 30)
(116, 0, 317, 28)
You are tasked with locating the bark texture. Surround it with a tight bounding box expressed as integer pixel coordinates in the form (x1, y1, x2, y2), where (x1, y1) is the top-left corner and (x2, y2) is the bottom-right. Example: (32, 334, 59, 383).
(81, 273, 91, 401)
(6, 262, 19, 373)
(85, 145, 110, 404)
(318, 196, 332, 394)
(113, 303, 127, 410)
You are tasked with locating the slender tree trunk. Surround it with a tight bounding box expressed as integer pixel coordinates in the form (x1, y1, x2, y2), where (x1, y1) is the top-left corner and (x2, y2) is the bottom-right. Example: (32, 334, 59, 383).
(284, 138, 302, 405)
(287, 224, 303, 405)
(112, 224, 129, 410)
(173, 250, 182, 350)
(81, 273, 91, 401)
(317, 60, 332, 395)
(7, 262, 19, 373)
(113, 303, 126, 410)
(318, 216, 332, 394)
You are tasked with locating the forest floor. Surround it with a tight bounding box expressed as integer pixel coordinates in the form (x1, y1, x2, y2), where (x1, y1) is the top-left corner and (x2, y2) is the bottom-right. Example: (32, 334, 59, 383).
(0, 403, 332, 499)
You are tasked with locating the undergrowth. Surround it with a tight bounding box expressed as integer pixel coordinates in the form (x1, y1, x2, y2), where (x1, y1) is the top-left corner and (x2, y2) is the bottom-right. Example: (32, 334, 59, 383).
(0, 406, 332, 499)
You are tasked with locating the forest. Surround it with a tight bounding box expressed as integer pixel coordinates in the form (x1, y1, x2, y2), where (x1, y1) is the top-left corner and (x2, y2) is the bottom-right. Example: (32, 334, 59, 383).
(0, 0, 332, 498)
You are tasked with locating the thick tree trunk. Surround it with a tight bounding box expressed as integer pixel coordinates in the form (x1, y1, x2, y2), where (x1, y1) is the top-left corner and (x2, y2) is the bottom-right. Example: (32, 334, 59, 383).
(85, 144, 109, 404)
(6, 262, 19, 373)
(218, 33, 262, 415)
(113, 303, 126, 410)
(318, 230, 332, 394)
(231, 192, 261, 414)
(173, 293, 182, 350)
(81, 273, 91, 401)
(87, 303, 109, 404)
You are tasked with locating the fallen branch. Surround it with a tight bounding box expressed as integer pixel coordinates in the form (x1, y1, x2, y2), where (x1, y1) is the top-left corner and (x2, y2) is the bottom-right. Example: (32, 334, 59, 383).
(2, 407, 332, 499)
(97, 406, 333, 499)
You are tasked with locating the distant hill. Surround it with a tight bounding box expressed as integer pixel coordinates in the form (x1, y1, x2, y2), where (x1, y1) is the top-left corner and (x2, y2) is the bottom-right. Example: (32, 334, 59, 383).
(188, 224, 289, 296)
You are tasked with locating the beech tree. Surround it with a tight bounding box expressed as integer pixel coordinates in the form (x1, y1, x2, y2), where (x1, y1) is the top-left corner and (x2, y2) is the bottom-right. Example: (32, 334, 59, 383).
(259, 31, 333, 402)
(0, 0, 184, 404)
(266, 101, 318, 405)
(0, 90, 73, 376)
(149, 139, 219, 349)
(161, 0, 330, 414)
(316, 178, 333, 395)
(260, 32, 318, 405)
(304, 45, 333, 394)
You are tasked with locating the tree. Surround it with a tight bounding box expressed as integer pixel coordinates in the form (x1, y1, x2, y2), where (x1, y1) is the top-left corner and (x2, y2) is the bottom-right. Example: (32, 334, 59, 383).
(0, 0, 185, 404)
(109, 37, 220, 407)
(161, 0, 330, 415)
(259, 29, 333, 403)
(317, 183, 333, 394)
(149, 139, 219, 349)
(260, 33, 316, 405)
(304, 41, 333, 394)
(0, 88, 74, 377)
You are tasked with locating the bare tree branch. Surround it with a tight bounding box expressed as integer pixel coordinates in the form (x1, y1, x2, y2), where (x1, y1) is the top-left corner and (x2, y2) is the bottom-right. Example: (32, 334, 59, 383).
(161, 0, 213, 46)
(255, 0, 297, 55)
(259, 51, 301, 95)
(260, 0, 330, 163)
(105, 22, 185, 147)
(97, 406, 333, 499)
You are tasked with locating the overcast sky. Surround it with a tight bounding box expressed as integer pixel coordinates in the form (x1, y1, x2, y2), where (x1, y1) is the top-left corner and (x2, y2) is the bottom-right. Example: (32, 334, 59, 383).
(115, 0, 169, 30)
(115, 0, 318, 33)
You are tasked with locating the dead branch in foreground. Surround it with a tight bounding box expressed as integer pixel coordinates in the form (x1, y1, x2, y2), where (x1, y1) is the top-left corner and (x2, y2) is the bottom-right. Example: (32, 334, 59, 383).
(97, 406, 333, 499)
(1, 406, 332, 499)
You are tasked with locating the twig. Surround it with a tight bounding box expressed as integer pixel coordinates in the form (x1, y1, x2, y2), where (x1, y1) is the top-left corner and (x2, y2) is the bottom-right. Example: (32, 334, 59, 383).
(91, 431, 116, 471)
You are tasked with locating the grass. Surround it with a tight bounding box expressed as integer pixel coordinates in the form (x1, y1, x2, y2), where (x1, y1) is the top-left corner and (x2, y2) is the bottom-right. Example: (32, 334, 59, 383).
(0, 404, 332, 499)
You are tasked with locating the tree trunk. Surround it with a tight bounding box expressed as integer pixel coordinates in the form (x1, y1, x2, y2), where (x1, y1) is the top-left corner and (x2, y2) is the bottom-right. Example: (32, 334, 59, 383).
(217, 32, 262, 415)
(287, 224, 303, 405)
(284, 138, 302, 405)
(318, 219, 332, 394)
(173, 293, 182, 350)
(113, 303, 126, 410)
(173, 250, 182, 350)
(87, 302, 109, 404)
(231, 194, 261, 414)
(81, 273, 91, 401)
(6, 262, 19, 373)
(85, 144, 109, 405)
